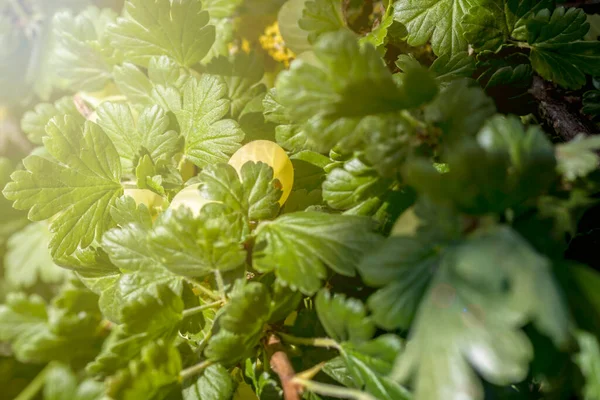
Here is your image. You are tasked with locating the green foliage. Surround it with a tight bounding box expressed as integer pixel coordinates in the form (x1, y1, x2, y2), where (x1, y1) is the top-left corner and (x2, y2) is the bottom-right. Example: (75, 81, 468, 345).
(389, 226, 569, 399)
(2, 0, 600, 399)
(394, 0, 474, 55)
(108, 0, 215, 67)
(5, 222, 67, 288)
(96, 103, 182, 173)
(183, 364, 235, 400)
(575, 331, 600, 400)
(3, 116, 123, 257)
(53, 7, 117, 91)
(0, 282, 105, 364)
(315, 289, 375, 343)
(299, 0, 348, 43)
(198, 162, 282, 221)
(253, 212, 381, 294)
(527, 7, 600, 89)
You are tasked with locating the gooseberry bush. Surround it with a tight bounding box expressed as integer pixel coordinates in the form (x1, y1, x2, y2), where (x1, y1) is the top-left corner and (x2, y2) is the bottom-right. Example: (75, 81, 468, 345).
(2, 0, 600, 399)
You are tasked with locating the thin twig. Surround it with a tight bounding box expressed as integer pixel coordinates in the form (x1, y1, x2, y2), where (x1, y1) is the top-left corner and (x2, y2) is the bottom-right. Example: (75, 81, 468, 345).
(529, 76, 598, 142)
(14, 364, 51, 400)
(265, 333, 301, 400)
(292, 377, 377, 400)
(183, 277, 222, 301)
(278, 332, 342, 350)
(180, 359, 213, 381)
(182, 300, 224, 319)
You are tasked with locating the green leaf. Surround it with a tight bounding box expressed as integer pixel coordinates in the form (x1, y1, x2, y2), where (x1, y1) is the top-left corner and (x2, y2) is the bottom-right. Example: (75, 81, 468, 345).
(267, 278, 303, 323)
(572, 265, 600, 317)
(360, 5, 397, 52)
(586, 13, 600, 41)
(200, 0, 242, 63)
(2, 283, 105, 364)
(44, 364, 78, 400)
(198, 162, 282, 221)
(219, 282, 271, 335)
(87, 285, 183, 376)
(424, 78, 496, 145)
(96, 103, 182, 173)
(111, 195, 153, 229)
(183, 364, 235, 400)
(278, 0, 312, 54)
(0, 293, 47, 342)
(393, 0, 474, 55)
(149, 207, 247, 277)
(429, 52, 477, 86)
(5, 222, 67, 288)
(583, 90, 600, 117)
(21, 96, 85, 145)
(356, 115, 418, 178)
(556, 135, 600, 181)
(113, 63, 156, 105)
(323, 156, 392, 212)
(244, 358, 281, 398)
(463, 6, 508, 52)
(298, 0, 348, 43)
(253, 212, 381, 294)
(101, 220, 186, 306)
(527, 7, 600, 89)
(342, 336, 410, 400)
(574, 331, 600, 400)
(120, 284, 183, 335)
(323, 335, 410, 400)
(166, 75, 244, 167)
(52, 7, 116, 91)
(462, 0, 554, 51)
(390, 226, 569, 399)
(102, 222, 159, 273)
(108, 0, 216, 67)
(105, 340, 181, 400)
(315, 289, 375, 343)
(405, 116, 556, 214)
(205, 52, 266, 119)
(476, 53, 533, 92)
(203, 0, 244, 19)
(276, 31, 437, 151)
(205, 329, 259, 365)
(279, 31, 436, 121)
(358, 236, 439, 330)
(44, 364, 106, 400)
(3, 116, 123, 257)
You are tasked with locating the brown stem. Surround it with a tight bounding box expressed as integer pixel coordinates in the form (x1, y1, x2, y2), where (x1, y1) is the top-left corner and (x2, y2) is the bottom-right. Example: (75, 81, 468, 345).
(265, 333, 301, 400)
(529, 76, 598, 143)
(73, 94, 94, 120)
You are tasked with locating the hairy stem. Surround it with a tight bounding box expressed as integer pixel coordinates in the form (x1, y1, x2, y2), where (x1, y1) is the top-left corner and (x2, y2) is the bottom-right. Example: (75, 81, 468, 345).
(265, 333, 301, 400)
(14, 364, 51, 400)
(182, 300, 224, 319)
(293, 377, 377, 400)
(180, 359, 213, 381)
(278, 332, 342, 350)
(183, 277, 222, 301)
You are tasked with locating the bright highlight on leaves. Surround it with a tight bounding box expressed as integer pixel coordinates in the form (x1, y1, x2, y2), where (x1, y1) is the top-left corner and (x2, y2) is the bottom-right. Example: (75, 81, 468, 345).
(2, 0, 600, 399)
(3, 116, 123, 257)
(108, 0, 216, 67)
